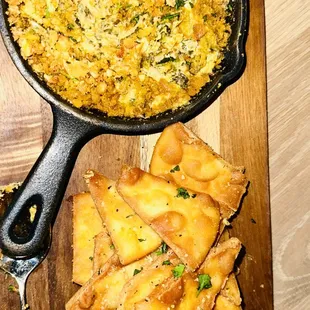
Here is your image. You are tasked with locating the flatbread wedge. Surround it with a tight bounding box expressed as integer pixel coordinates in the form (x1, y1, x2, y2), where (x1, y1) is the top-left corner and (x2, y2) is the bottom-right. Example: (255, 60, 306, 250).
(214, 295, 241, 310)
(66, 252, 158, 310)
(216, 228, 242, 308)
(72, 192, 104, 285)
(92, 231, 115, 274)
(117, 166, 221, 271)
(126, 238, 242, 310)
(119, 251, 181, 310)
(214, 274, 242, 309)
(84, 170, 161, 265)
(150, 123, 248, 219)
(66, 254, 120, 310)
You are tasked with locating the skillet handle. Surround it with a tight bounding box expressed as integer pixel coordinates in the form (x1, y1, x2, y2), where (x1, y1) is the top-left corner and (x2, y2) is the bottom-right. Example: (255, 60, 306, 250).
(0, 106, 101, 258)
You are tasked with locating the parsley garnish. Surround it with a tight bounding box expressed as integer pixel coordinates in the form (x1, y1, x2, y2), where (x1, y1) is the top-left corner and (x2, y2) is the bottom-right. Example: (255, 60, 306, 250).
(176, 188, 190, 199)
(175, 0, 186, 10)
(161, 13, 180, 21)
(131, 14, 140, 24)
(67, 23, 74, 30)
(138, 238, 146, 242)
(69, 36, 77, 43)
(89, 256, 93, 261)
(170, 165, 180, 173)
(197, 274, 212, 296)
(133, 267, 143, 276)
(45, 8, 50, 18)
(8, 285, 18, 292)
(192, 194, 197, 198)
(126, 214, 134, 218)
(172, 264, 185, 278)
(110, 244, 115, 249)
(203, 15, 208, 22)
(157, 57, 176, 65)
(162, 260, 171, 265)
(155, 242, 168, 255)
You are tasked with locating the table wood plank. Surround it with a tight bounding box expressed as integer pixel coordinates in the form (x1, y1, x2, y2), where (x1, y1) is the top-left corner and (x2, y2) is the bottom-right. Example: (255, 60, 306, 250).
(220, 0, 273, 306)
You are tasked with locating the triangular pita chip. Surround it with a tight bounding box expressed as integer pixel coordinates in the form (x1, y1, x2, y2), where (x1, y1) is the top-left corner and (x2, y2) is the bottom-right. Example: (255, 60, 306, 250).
(72, 192, 104, 285)
(93, 231, 115, 274)
(214, 274, 242, 309)
(176, 237, 242, 309)
(66, 252, 157, 310)
(150, 123, 248, 219)
(84, 170, 161, 265)
(119, 251, 181, 310)
(117, 166, 221, 271)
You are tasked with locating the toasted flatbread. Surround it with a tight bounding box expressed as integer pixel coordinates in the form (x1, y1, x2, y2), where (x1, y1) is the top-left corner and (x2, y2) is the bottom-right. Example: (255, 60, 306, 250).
(66, 252, 157, 310)
(72, 192, 104, 285)
(216, 229, 242, 307)
(197, 237, 241, 309)
(214, 295, 242, 310)
(93, 231, 115, 274)
(129, 238, 242, 310)
(66, 254, 120, 310)
(85, 170, 161, 265)
(117, 166, 221, 271)
(150, 123, 248, 219)
(215, 273, 242, 309)
(119, 251, 181, 310)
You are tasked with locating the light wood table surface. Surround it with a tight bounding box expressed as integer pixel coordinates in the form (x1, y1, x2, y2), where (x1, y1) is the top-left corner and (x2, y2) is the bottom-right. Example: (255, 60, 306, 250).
(0, 0, 308, 308)
(266, 0, 310, 309)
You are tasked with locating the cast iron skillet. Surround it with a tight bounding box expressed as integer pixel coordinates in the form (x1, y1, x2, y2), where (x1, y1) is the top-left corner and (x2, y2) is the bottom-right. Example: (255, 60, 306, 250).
(0, 0, 248, 258)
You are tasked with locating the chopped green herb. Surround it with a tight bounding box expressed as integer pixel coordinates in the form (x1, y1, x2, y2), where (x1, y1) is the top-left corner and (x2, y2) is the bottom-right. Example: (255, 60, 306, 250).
(175, 0, 186, 10)
(172, 264, 185, 278)
(69, 36, 77, 43)
(155, 242, 168, 255)
(45, 8, 50, 18)
(138, 238, 146, 242)
(89, 256, 93, 261)
(133, 267, 143, 276)
(126, 214, 134, 218)
(108, 185, 112, 190)
(170, 165, 180, 173)
(161, 13, 180, 21)
(251, 218, 256, 224)
(8, 285, 18, 293)
(157, 57, 176, 65)
(110, 244, 115, 249)
(197, 274, 212, 296)
(67, 23, 74, 30)
(227, 4, 233, 11)
(176, 187, 190, 199)
(189, 2, 194, 8)
(192, 194, 197, 198)
(131, 14, 140, 24)
(162, 260, 171, 265)
(203, 15, 208, 22)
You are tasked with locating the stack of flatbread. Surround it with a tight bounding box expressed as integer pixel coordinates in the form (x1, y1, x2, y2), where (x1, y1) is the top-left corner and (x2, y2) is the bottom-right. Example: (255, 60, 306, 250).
(66, 123, 248, 310)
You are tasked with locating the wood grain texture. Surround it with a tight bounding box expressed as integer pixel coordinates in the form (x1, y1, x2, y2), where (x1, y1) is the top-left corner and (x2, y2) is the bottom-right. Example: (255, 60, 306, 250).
(0, 0, 276, 309)
(220, 0, 272, 308)
(265, 0, 310, 309)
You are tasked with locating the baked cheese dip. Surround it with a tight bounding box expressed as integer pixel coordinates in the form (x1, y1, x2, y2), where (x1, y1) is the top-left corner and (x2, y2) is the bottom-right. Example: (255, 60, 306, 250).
(6, 0, 231, 117)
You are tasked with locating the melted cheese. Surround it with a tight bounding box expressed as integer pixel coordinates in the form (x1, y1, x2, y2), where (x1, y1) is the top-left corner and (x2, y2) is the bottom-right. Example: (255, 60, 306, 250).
(7, 0, 230, 117)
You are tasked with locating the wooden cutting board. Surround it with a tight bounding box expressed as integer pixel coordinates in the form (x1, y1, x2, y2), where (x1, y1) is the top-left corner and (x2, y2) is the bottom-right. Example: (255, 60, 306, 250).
(0, 0, 272, 309)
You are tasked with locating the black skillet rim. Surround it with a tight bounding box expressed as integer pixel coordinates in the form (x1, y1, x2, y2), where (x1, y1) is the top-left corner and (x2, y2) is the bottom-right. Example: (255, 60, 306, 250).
(0, 0, 248, 135)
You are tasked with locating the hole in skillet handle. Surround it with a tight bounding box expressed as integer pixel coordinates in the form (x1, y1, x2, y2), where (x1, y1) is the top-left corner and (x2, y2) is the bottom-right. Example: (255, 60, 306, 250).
(9, 195, 42, 245)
